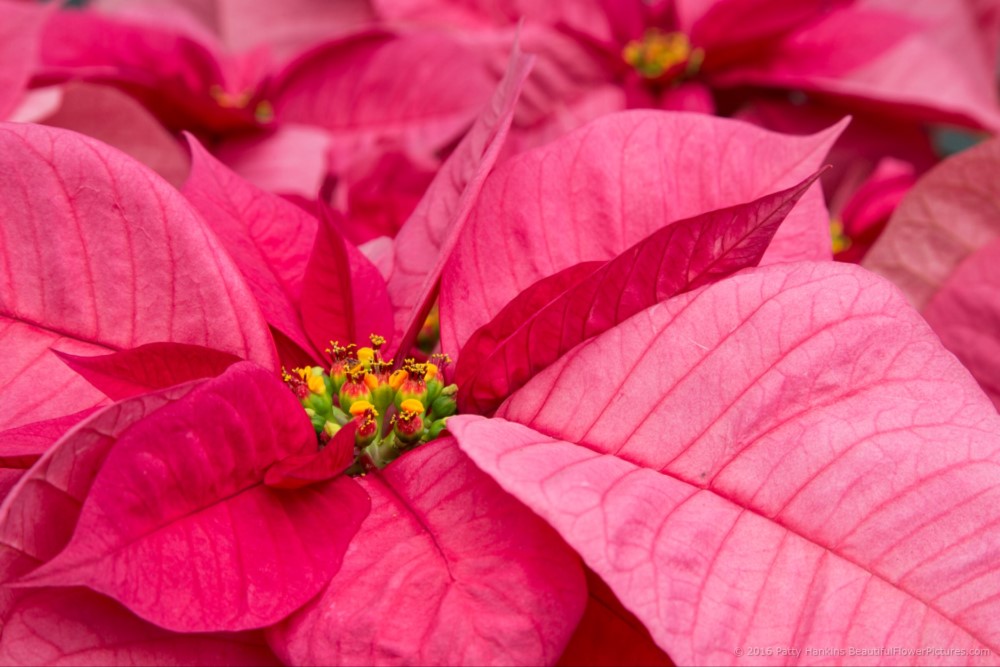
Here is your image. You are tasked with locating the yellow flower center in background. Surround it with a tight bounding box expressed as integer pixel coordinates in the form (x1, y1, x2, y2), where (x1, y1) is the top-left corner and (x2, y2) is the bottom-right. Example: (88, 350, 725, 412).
(622, 29, 701, 80)
(830, 219, 852, 255)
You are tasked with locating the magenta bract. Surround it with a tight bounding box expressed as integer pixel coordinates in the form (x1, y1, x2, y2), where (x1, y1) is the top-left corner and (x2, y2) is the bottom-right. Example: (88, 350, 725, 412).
(455, 170, 824, 415)
(300, 209, 394, 357)
(264, 422, 357, 490)
(55, 342, 241, 401)
(272, 29, 496, 164)
(12, 363, 370, 633)
(0, 383, 203, 592)
(183, 135, 325, 359)
(441, 111, 844, 361)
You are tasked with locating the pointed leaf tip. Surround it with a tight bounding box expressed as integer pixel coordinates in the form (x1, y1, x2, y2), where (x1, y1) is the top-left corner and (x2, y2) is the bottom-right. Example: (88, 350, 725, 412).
(265, 421, 357, 489)
(441, 112, 846, 362)
(301, 207, 394, 357)
(55, 342, 242, 401)
(386, 38, 535, 362)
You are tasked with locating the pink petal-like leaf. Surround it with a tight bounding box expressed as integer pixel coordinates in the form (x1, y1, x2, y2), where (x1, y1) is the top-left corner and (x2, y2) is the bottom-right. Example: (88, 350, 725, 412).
(272, 30, 495, 162)
(385, 40, 534, 358)
(0, 408, 99, 507)
(0, 1, 52, 120)
(56, 342, 241, 401)
(0, 123, 276, 431)
(268, 437, 586, 666)
(39, 81, 190, 187)
(441, 112, 844, 358)
(14, 362, 370, 632)
(452, 261, 1000, 664)
(456, 170, 822, 415)
(183, 135, 322, 359)
(864, 135, 1000, 310)
(0, 588, 281, 666)
(300, 209, 394, 354)
(712, 0, 1000, 130)
(213, 124, 333, 198)
(695, 3, 909, 80)
(7, 86, 63, 124)
(265, 421, 357, 490)
(685, 0, 854, 57)
(922, 238, 1000, 409)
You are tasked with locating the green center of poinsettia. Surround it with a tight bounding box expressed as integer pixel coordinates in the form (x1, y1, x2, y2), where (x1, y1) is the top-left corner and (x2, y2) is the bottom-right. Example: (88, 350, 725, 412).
(622, 28, 704, 81)
(283, 333, 457, 475)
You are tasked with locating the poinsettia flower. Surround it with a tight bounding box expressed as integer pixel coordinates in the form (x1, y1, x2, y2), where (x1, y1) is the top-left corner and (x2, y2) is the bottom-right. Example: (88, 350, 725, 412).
(1, 48, 791, 664)
(257, 103, 1000, 664)
(34, 7, 262, 135)
(29, 3, 503, 200)
(6, 25, 999, 663)
(377, 0, 1000, 149)
(371, 1, 998, 270)
(256, 114, 835, 667)
(864, 135, 1000, 409)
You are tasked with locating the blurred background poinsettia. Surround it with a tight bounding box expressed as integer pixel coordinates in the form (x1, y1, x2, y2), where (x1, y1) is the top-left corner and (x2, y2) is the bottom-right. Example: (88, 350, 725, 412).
(5, 0, 998, 259)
